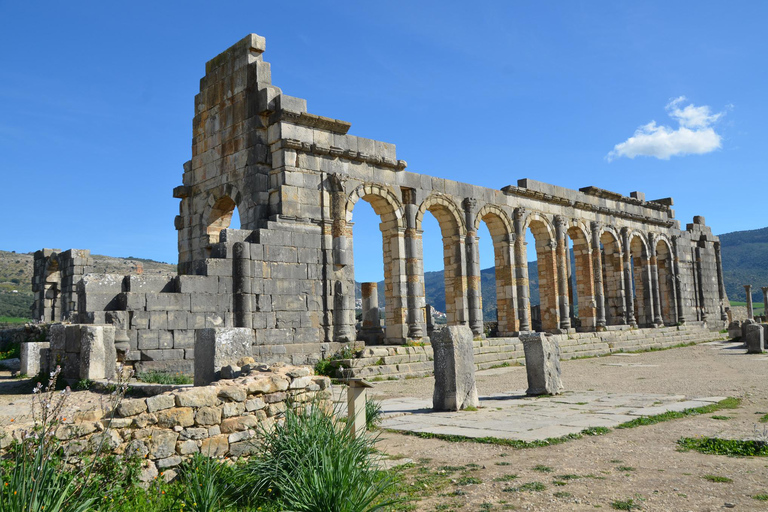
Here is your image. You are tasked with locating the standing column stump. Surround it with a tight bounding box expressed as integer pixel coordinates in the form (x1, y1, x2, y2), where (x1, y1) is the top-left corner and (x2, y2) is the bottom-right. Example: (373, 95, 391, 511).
(521, 332, 564, 396)
(431, 325, 479, 411)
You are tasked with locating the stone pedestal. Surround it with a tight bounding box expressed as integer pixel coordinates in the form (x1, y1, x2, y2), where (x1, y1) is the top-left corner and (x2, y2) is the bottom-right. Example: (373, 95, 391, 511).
(345, 378, 374, 439)
(194, 328, 254, 386)
(431, 325, 479, 411)
(727, 321, 742, 340)
(745, 323, 764, 354)
(521, 332, 564, 396)
(359, 282, 384, 344)
(80, 325, 116, 380)
(20, 342, 50, 376)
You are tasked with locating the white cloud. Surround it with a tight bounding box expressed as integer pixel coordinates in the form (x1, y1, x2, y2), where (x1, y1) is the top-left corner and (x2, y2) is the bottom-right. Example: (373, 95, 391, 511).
(607, 97, 725, 161)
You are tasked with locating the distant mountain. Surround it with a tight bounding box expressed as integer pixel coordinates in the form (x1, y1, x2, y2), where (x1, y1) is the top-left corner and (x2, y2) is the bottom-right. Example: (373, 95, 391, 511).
(719, 227, 768, 302)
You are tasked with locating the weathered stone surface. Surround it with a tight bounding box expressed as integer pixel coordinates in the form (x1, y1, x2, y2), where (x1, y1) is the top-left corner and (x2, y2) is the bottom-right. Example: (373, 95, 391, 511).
(156, 407, 195, 428)
(217, 385, 247, 402)
(20, 342, 49, 376)
(220, 415, 259, 433)
(245, 397, 266, 411)
(176, 439, 199, 455)
(521, 332, 564, 395)
(222, 402, 245, 418)
(146, 394, 176, 413)
(431, 325, 479, 411)
(200, 435, 229, 457)
(175, 387, 220, 408)
(156, 455, 183, 469)
(180, 427, 209, 440)
(195, 406, 222, 426)
(125, 439, 149, 459)
(194, 328, 254, 385)
(148, 430, 179, 459)
(132, 412, 158, 428)
(745, 323, 765, 354)
(117, 399, 148, 418)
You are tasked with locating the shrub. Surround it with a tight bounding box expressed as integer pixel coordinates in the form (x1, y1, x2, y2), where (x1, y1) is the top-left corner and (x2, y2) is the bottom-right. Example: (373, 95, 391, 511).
(366, 397, 383, 430)
(233, 402, 398, 511)
(180, 453, 234, 512)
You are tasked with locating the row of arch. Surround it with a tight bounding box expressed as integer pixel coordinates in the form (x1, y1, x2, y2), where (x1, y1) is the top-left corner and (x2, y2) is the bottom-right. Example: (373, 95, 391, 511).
(340, 182, 687, 343)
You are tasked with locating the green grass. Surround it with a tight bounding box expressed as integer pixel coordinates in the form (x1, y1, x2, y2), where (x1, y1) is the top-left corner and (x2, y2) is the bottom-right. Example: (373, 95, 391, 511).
(616, 397, 740, 429)
(456, 476, 482, 485)
(553, 492, 572, 498)
(759, 413, 768, 423)
(611, 499, 641, 510)
(616, 466, 635, 472)
(0, 342, 20, 360)
(702, 474, 732, 483)
(678, 437, 768, 457)
(503, 482, 546, 492)
(493, 474, 519, 482)
(0, 316, 28, 324)
(532, 464, 553, 473)
(710, 415, 732, 420)
(753, 494, 768, 501)
(134, 371, 193, 385)
(390, 426, 610, 449)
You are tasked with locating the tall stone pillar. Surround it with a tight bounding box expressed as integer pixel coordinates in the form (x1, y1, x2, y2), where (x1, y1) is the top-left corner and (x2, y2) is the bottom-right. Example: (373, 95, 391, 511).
(715, 243, 728, 321)
(762, 287, 768, 318)
(233, 242, 252, 328)
(513, 208, 531, 331)
(463, 198, 483, 337)
(621, 228, 637, 327)
(590, 223, 606, 329)
(744, 284, 754, 320)
(404, 198, 425, 339)
(648, 234, 663, 326)
(360, 282, 384, 343)
(554, 216, 571, 330)
(426, 303, 435, 336)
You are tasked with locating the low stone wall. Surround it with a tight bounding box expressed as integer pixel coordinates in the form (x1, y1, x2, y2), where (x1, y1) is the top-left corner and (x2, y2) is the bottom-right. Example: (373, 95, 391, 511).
(1, 365, 331, 482)
(0, 323, 48, 350)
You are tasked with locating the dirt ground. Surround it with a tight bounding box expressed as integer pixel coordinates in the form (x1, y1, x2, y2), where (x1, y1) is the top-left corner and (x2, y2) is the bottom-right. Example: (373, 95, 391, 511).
(0, 339, 766, 511)
(372, 340, 768, 511)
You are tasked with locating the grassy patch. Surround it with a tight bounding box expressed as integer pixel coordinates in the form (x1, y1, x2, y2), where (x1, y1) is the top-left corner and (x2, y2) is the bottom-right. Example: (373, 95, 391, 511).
(0, 316, 29, 324)
(678, 437, 768, 457)
(611, 499, 641, 510)
(555, 474, 581, 481)
(753, 494, 768, 501)
(505, 482, 546, 492)
(710, 415, 732, 420)
(0, 342, 20, 360)
(616, 466, 635, 472)
(616, 397, 740, 429)
(553, 491, 572, 498)
(456, 476, 482, 485)
(493, 474, 519, 482)
(391, 426, 609, 449)
(532, 464, 553, 473)
(495, 461, 512, 466)
(702, 474, 732, 483)
(134, 371, 192, 385)
(759, 413, 768, 423)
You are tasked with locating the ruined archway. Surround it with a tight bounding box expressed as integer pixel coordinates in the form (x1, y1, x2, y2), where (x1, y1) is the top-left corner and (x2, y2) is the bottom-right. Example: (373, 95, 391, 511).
(346, 184, 408, 342)
(655, 236, 676, 325)
(44, 256, 61, 323)
(417, 194, 468, 327)
(524, 214, 559, 331)
(600, 227, 626, 325)
(566, 222, 596, 329)
(629, 232, 654, 327)
(475, 205, 517, 336)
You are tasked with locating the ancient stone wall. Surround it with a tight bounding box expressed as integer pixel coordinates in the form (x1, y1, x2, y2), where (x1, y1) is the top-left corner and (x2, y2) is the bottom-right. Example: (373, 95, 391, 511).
(0, 365, 331, 482)
(32, 33, 729, 373)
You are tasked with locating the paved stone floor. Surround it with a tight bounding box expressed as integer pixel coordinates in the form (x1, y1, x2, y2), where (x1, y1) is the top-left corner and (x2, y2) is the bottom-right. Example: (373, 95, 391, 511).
(372, 391, 726, 442)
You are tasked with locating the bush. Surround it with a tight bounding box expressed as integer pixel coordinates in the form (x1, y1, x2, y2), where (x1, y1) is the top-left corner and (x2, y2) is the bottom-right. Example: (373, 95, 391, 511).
(233, 402, 398, 511)
(366, 397, 383, 430)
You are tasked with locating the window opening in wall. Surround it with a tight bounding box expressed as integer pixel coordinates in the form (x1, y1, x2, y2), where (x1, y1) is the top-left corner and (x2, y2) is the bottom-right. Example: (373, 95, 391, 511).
(422, 212, 448, 329)
(352, 200, 385, 342)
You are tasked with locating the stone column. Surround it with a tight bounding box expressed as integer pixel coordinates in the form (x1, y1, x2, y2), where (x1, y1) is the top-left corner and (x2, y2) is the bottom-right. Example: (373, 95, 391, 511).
(426, 303, 435, 335)
(360, 282, 384, 343)
(404, 200, 425, 339)
(513, 208, 531, 331)
(463, 198, 484, 337)
(696, 247, 708, 322)
(233, 242, 252, 328)
(621, 228, 637, 327)
(715, 243, 728, 321)
(590, 223, 606, 329)
(554, 216, 571, 330)
(762, 287, 768, 318)
(648, 234, 663, 327)
(744, 284, 754, 320)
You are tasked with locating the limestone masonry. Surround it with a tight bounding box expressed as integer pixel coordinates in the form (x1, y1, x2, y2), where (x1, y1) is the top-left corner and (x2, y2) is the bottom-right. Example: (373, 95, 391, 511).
(31, 34, 729, 375)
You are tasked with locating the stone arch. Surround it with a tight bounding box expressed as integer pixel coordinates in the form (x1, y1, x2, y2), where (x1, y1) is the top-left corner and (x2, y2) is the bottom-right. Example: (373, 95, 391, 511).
(345, 183, 408, 342)
(44, 254, 61, 323)
(654, 235, 676, 325)
(628, 231, 654, 326)
(566, 221, 596, 329)
(599, 226, 625, 325)
(416, 194, 468, 326)
(523, 212, 559, 331)
(204, 184, 244, 245)
(475, 204, 517, 334)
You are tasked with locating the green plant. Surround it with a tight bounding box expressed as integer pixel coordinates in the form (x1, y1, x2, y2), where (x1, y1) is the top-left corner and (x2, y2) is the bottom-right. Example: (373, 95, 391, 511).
(702, 475, 733, 483)
(505, 482, 546, 492)
(677, 437, 768, 457)
(753, 494, 768, 501)
(233, 401, 398, 511)
(180, 453, 233, 512)
(493, 474, 518, 482)
(710, 415, 731, 420)
(616, 466, 635, 472)
(611, 499, 640, 510)
(456, 476, 482, 485)
(759, 413, 768, 423)
(76, 378, 93, 390)
(553, 492, 572, 498)
(366, 397, 383, 430)
(532, 464, 553, 473)
(0, 342, 20, 360)
(134, 370, 192, 385)
(616, 397, 740, 429)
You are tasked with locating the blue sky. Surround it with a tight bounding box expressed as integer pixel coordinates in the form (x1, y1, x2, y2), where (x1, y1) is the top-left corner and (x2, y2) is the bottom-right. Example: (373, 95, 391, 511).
(1, 1, 765, 282)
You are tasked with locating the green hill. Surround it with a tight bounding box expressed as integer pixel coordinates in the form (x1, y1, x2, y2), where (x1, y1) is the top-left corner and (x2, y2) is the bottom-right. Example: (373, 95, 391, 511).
(719, 227, 768, 303)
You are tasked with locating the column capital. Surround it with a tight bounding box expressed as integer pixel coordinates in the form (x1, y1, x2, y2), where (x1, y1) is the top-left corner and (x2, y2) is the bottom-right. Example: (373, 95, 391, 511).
(514, 207, 526, 221)
(554, 215, 566, 228)
(462, 197, 478, 212)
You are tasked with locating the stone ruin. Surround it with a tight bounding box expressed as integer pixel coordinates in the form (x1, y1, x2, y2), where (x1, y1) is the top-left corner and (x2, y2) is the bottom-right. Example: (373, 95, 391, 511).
(27, 33, 730, 381)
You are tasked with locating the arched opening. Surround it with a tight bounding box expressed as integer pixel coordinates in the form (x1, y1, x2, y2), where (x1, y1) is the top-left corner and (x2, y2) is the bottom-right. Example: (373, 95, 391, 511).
(351, 199, 386, 343)
(44, 257, 61, 323)
(477, 207, 516, 336)
(346, 186, 407, 343)
(566, 224, 596, 330)
(418, 196, 467, 329)
(526, 217, 558, 332)
(207, 196, 238, 244)
(656, 239, 676, 325)
(600, 230, 625, 325)
(629, 234, 653, 327)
